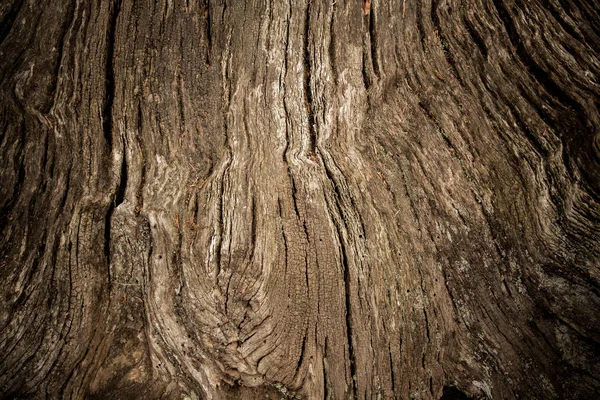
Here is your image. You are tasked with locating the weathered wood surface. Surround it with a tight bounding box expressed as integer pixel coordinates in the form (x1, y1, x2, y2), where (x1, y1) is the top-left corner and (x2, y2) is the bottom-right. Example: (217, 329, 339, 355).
(1, 0, 599, 398)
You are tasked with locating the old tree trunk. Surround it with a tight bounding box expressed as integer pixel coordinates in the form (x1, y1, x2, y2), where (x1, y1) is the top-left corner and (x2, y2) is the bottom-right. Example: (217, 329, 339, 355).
(1, 0, 600, 398)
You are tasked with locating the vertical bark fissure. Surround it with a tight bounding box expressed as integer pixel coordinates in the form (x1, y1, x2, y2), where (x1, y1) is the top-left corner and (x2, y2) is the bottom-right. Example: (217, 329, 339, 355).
(205, 0, 212, 64)
(415, 2, 426, 48)
(102, 0, 121, 150)
(429, 376, 434, 396)
(361, 41, 370, 90)
(102, 0, 123, 288)
(215, 27, 233, 281)
(321, 160, 359, 397)
(115, 138, 127, 207)
(322, 342, 329, 399)
(368, 3, 379, 79)
(135, 101, 145, 212)
(328, 5, 337, 83)
(303, 2, 316, 155)
(388, 342, 396, 395)
(246, 193, 257, 272)
(278, 198, 289, 280)
(294, 334, 308, 378)
(281, 6, 291, 165)
(176, 72, 186, 139)
(340, 225, 357, 399)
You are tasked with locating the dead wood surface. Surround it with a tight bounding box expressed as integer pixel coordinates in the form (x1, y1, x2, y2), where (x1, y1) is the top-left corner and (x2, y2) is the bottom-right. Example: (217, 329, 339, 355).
(1, 0, 600, 399)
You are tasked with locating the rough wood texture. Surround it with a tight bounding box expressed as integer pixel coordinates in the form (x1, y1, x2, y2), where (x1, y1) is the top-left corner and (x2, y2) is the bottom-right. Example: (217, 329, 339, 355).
(1, 0, 599, 399)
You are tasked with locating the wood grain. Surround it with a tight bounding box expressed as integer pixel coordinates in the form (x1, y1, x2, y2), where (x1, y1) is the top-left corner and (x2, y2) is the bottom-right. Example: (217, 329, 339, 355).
(1, 0, 599, 398)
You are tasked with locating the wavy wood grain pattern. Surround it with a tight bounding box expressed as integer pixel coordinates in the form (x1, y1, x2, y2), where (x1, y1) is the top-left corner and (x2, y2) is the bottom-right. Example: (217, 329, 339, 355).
(1, 0, 599, 398)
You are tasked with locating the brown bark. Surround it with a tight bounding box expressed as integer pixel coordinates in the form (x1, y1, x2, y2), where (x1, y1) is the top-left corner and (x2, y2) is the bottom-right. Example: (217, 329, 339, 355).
(1, 0, 599, 399)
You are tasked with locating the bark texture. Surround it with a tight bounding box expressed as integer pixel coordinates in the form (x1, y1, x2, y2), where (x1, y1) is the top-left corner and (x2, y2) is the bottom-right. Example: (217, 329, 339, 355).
(1, 0, 600, 399)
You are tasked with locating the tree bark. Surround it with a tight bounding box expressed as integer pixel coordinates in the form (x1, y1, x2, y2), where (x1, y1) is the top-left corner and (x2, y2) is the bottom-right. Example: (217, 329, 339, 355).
(1, 0, 599, 398)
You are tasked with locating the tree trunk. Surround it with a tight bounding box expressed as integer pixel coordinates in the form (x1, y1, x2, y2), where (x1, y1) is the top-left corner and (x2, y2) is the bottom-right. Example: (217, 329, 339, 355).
(1, 0, 599, 398)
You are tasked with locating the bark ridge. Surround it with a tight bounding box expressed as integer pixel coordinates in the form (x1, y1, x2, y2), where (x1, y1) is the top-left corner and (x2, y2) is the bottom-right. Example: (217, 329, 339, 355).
(0, 0, 599, 399)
